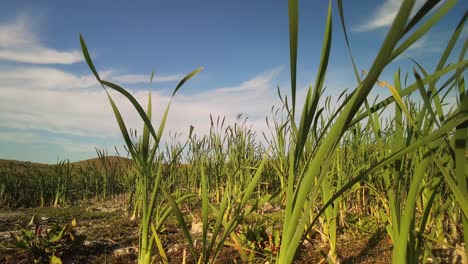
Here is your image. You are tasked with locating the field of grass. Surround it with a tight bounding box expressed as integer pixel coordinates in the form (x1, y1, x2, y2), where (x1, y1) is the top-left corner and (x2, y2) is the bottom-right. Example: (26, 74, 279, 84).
(1, 0, 467, 263)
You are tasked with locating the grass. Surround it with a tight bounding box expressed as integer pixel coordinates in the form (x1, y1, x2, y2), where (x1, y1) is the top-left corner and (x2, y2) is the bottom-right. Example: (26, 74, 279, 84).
(1, 0, 467, 263)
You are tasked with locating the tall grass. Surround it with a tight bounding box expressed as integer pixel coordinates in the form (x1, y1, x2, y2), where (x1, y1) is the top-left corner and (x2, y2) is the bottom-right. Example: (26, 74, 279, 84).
(0, 153, 129, 208)
(80, 34, 203, 264)
(278, 0, 466, 263)
(1, 0, 466, 263)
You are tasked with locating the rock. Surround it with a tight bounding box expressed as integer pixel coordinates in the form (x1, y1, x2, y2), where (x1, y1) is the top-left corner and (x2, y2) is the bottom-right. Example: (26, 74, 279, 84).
(113, 246, 138, 257)
(190, 220, 203, 235)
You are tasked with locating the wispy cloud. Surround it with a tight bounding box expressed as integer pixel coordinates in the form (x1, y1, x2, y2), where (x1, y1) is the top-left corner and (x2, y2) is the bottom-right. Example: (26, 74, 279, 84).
(407, 36, 427, 51)
(170, 67, 283, 136)
(0, 66, 182, 90)
(353, 0, 440, 32)
(0, 15, 83, 64)
(0, 131, 43, 144)
(0, 65, 282, 159)
(0, 67, 105, 89)
(0, 13, 284, 162)
(113, 73, 184, 84)
(215, 67, 283, 93)
(0, 131, 98, 153)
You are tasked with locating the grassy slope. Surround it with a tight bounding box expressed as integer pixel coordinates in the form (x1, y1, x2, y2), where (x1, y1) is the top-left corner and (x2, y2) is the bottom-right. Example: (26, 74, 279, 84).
(0, 156, 132, 170)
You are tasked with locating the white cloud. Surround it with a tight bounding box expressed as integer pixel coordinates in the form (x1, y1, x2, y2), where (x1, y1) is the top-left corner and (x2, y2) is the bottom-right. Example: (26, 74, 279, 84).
(0, 15, 83, 64)
(0, 15, 37, 47)
(354, 0, 441, 32)
(0, 65, 282, 158)
(0, 130, 99, 153)
(0, 67, 104, 89)
(169, 67, 283, 136)
(0, 66, 185, 90)
(113, 73, 184, 84)
(0, 14, 284, 162)
(0, 131, 43, 143)
(407, 36, 427, 51)
(215, 67, 282, 93)
(54, 137, 104, 154)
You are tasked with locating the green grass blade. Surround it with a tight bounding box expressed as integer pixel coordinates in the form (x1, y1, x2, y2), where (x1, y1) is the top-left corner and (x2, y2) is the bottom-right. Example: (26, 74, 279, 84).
(309, 108, 468, 230)
(149, 103, 172, 162)
(415, 178, 441, 262)
(349, 60, 468, 127)
(402, 0, 443, 36)
(378, 79, 415, 127)
(147, 158, 163, 224)
(288, 0, 298, 117)
(294, 86, 313, 162)
(390, 0, 458, 62)
(105, 92, 138, 161)
(200, 163, 209, 261)
(434, 156, 468, 218)
(239, 147, 269, 209)
(414, 69, 441, 128)
(454, 90, 468, 254)
(294, 0, 332, 164)
(161, 187, 198, 262)
(407, 58, 446, 124)
(349, 0, 415, 103)
(313, 0, 332, 94)
(155, 194, 196, 231)
(280, 1, 416, 261)
(435, 11, 467, 72)
(101, 80, 158, 143)
(79, 34, 102, 83)
(142, 73, 154, 161)
(151, 223, 168, 264)
(172, 67, 203, 97)
(207, 191, 228, 259)
(393, 154, 432, 263)
(337, 0, 360, 82)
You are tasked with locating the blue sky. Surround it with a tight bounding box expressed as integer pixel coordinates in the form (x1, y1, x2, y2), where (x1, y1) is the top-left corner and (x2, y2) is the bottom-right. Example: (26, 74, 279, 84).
(0, 0, 466, 163)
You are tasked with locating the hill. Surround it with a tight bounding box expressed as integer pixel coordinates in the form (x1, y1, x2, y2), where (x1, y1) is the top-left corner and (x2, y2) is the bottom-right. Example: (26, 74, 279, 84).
(0, 156, 133, 171)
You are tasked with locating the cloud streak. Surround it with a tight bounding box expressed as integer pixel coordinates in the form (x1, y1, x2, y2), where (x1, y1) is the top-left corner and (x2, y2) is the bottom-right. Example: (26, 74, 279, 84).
(353, 0, 440, 32)
(0, 14, 285, 162)
(0, 67, 282, 136)
(0, 65, 282, 160)
(113, 73, 184, 84)
(0, 15, 83, 64)
(0, 67, 100, 89)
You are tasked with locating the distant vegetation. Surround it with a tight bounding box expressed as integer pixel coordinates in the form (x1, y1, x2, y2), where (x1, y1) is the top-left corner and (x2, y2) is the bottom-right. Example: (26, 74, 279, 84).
(0, 153, 132, 208)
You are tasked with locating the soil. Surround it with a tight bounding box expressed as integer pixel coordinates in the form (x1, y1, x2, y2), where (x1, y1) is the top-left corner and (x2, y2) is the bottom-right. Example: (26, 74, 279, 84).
(0, 197, 394, 264)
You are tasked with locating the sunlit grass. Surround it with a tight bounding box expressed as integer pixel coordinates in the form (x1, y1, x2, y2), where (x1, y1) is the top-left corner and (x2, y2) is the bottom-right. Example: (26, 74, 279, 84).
(1, 0, 466, 263)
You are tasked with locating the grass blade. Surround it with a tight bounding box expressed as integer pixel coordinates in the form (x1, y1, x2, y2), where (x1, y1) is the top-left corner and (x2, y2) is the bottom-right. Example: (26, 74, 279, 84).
(79, 34, 102, 83)
(289, 0, 298, 117)
(337, 0, 360, 82)
(172, 67, 203, 97)
(101, 80, 158, 142)
(390, 0, 458, 61)
(161, 187, 198, 262)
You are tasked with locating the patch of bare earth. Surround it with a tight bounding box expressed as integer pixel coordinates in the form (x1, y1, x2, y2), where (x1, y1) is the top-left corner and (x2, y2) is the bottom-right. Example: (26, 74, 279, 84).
(2, 198, 394, 263)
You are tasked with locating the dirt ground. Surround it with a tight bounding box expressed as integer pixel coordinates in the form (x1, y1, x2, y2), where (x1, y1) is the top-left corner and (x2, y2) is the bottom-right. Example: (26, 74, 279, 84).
(0, 197, 395, 263)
